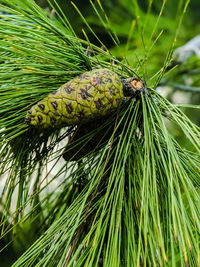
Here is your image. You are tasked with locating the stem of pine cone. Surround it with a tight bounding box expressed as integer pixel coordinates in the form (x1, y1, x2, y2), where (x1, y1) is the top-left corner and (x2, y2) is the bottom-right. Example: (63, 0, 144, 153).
(121, 77, 147, 97)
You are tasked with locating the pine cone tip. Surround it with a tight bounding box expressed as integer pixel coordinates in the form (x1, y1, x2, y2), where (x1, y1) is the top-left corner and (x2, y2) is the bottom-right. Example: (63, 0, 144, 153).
(121, 77, 146, 97)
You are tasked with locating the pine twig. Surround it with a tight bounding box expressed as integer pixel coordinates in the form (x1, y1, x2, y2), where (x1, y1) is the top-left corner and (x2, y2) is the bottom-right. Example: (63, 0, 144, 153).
(168, 83, 200, 92)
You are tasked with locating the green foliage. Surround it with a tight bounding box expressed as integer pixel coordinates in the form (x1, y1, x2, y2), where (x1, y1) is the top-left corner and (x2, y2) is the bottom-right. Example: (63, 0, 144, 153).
(0, 0, 199, 266)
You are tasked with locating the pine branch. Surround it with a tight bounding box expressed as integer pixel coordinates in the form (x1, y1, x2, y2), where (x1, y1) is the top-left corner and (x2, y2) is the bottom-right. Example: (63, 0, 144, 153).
(0, 1, 200, 267)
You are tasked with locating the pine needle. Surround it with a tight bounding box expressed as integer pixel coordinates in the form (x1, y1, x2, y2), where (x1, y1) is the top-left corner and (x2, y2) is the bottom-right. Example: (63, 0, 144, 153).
(0, 0, 199, 267)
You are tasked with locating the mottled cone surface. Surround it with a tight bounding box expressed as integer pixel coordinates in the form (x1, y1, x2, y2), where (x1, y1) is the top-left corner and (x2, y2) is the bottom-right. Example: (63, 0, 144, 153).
(25, 68, 123, 128)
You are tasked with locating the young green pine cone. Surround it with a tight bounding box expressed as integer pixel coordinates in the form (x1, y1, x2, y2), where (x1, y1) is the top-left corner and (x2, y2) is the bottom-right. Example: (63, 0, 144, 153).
(25, 68, 144, 128)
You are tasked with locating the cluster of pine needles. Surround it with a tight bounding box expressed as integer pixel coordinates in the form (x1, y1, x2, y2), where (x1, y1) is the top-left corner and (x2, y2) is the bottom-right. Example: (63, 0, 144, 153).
(0, 0, 199, 266)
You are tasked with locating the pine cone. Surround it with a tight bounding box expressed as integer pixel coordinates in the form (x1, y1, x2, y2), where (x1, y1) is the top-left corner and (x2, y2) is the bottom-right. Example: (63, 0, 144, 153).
(25, 68, 124, 128)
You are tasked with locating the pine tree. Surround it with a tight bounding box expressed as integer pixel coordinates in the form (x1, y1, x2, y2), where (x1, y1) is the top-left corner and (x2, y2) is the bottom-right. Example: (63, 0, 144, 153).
(0, 0, 199, 266)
